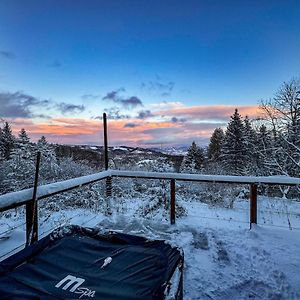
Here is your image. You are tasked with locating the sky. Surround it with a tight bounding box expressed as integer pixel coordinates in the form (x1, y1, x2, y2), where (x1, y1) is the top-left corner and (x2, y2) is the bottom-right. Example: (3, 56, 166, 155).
(0, 0, 300, 147)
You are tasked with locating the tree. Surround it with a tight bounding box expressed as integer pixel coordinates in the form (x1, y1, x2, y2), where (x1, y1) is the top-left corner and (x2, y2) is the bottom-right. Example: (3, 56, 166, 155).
(221, 109, 248, 175)
(256, 124, 273, 175)
(5, 128, 35, 189)
(12, 128, 34, 159)
(260, 78, 300, 178)
(0, 122, 15, 160)
(180, 141, 205, 172)
(207, 128, 224, 162)
(244, 116, 258, 174)
(37, 136, 59, 181)
(19, 128, 30, 145)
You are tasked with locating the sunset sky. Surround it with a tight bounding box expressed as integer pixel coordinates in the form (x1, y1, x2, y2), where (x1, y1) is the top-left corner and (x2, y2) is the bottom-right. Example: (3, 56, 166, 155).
(1, 0, 300, 147)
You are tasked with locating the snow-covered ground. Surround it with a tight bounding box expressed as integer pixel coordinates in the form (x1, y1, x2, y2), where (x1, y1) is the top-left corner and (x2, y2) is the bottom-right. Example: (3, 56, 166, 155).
(1, 197, 300, 299)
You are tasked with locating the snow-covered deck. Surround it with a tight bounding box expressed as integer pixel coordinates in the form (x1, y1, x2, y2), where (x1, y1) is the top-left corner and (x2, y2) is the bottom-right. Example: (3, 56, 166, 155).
(1, 198, 300, 299)
(1, 170, 300, 298)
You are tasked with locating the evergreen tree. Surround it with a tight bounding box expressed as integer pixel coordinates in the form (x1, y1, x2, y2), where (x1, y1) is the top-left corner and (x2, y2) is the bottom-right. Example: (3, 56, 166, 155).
(256, 124, 273, 175)
(6, 128, 35, 188)
(13, 128, 34, 159)
(1, 122, 15, 160)
(207, 128, 224, 162)
(19, 128, 30, 145)
(221, 109, 248, 175)
(37, 136, 48, 153)
(244, 116, 258, 174)
(37, 136, 59, 180)
(244, 117, 257, 149)
(181, 141, 205, 172)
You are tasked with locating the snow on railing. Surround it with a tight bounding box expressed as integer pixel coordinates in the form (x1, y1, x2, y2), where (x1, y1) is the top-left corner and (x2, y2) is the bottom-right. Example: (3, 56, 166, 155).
(0, 170, 112, 211)
(0, 168, 300, 248)
(111, 170, 300, 185)
(1, 169, 300, 212)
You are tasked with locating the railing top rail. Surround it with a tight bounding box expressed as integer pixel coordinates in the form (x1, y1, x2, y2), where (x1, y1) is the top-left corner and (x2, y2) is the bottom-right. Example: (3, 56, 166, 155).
(0, 169, 299, 212)
(111, 170, 300, 186)
(0, 170, 111, 212)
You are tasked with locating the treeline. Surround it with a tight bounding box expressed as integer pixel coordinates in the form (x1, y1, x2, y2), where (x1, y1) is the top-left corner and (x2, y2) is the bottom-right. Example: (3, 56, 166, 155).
(0, 126, 94, 194)
(181, 78, 300, 198)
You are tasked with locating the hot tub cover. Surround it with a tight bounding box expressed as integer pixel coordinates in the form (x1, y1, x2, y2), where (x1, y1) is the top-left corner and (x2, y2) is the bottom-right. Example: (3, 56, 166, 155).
(0, 225, 183, 299)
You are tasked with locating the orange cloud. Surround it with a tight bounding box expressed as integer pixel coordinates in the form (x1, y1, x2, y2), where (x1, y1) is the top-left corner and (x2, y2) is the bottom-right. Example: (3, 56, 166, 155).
(7, 105, 260, 146)
(156, 105, 259, 121)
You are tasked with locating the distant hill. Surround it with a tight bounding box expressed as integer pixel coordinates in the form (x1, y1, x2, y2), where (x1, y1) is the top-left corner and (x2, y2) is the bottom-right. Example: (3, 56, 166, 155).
(55, 144, 184, 172)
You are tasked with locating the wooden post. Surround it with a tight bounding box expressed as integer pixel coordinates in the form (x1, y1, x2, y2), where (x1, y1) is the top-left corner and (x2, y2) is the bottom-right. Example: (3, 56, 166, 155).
(26, 151, 41, 246)
(170, 179, 176, 224)
(26, 202, 34, 246)
(103, 113, 112, 197)
(250, 183, 257, 228)
(103, 113, 108, 171)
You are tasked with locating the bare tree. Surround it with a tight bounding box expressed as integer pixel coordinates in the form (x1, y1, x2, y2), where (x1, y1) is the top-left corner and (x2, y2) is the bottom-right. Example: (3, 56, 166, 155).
(259, 78, 300, 180)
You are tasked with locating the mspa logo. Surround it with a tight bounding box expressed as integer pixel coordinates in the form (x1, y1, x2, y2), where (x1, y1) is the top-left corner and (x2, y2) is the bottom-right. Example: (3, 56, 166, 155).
(55, 275, 96, 299)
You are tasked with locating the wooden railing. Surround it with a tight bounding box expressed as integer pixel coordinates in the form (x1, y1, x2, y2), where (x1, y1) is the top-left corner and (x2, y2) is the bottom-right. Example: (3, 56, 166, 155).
(1, 169, 299, 246)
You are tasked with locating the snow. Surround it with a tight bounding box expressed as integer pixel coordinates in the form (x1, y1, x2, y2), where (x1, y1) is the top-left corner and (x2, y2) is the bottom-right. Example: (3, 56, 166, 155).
(113, 146, 129, 151)
(111, 170, 300, 185)
(1, 169, 299, 211)
(0, 170, 111, 210)
(1, 196, 300, 299)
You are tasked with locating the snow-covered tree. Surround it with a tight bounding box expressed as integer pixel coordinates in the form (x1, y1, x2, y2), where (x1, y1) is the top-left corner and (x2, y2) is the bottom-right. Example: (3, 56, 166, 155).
(37, 136, 59, 181)
(19, 128, 31, 146)
(207, 128, 224, 162)
(11, 128, 34, 160)
(180, 141, 205, 172)
(260, 78, 300, 178)
(243, 116, 259, 174)
(0, 122, 15, 160)
(221, 109, 248, 175)
(4, 129, 35, 190)
(256, 124, 273, 175)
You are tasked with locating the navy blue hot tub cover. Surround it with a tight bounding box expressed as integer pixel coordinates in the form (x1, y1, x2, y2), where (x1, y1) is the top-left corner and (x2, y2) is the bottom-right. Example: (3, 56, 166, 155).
(0, 225, 183, 299)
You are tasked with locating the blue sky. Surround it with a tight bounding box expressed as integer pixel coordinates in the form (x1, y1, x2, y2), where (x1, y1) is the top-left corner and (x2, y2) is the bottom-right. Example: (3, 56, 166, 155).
(0, 0, 300, 146)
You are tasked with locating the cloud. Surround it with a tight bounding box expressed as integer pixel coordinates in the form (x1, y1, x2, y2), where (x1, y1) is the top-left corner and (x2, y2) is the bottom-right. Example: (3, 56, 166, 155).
(0, 90, 86, 119)
(56, 103, 85, 114)
(5, 102, 260, 147)
(8, 115, 226, 147)
(33, 114, 51, 119)
(102, 88, 143, 109)
(141, 79, 175, 97)
(124, 122, 138, 128)
(121, 96, 143, 109)
(0, 50, 16, 59)
(48, 60, 62, 68)
(0, 91, 50, 118)
(156, 105, 259, 122)
(93, 107, 130, 120)
(136, 110, 153, 119)
(171, 117, 186, 123)
(103, 88, 125, 102)
(81, 94, 100, 100)
(150, 101, 184, 110)
(95, 107, 130, 120)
